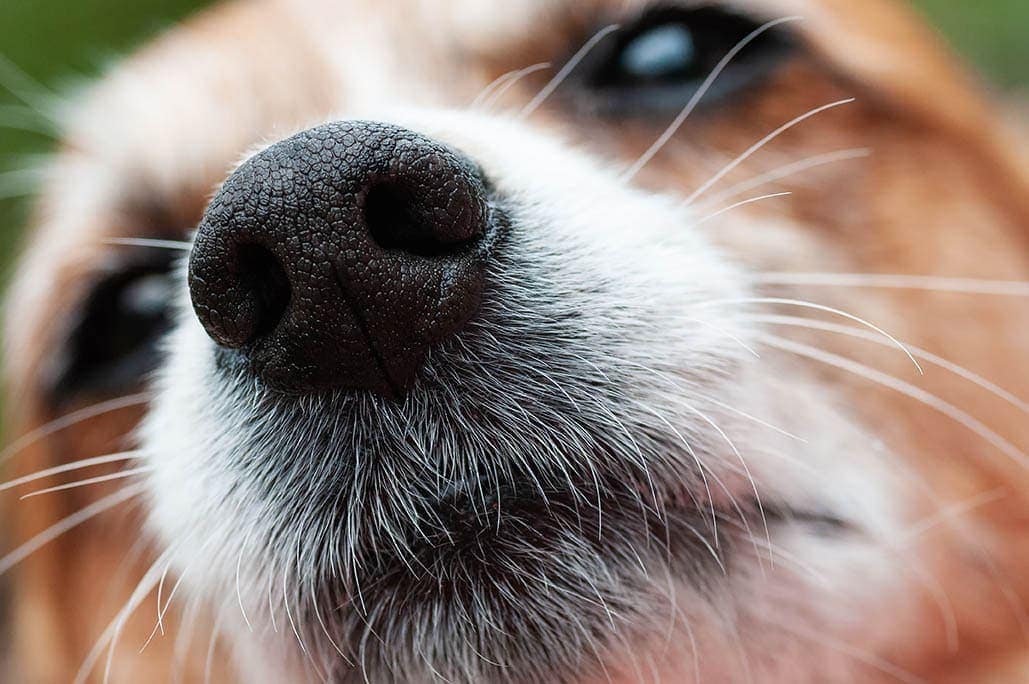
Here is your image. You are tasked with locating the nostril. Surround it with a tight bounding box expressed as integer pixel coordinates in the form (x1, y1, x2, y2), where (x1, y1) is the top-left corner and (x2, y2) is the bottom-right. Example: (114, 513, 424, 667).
(234, 244, 290, 340)
(190, 120, 494, 394)
(364, 182, 475, 258)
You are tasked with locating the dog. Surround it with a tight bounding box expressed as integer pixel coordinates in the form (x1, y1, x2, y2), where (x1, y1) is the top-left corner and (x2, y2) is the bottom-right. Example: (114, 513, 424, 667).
(2, 0, 1027, 681)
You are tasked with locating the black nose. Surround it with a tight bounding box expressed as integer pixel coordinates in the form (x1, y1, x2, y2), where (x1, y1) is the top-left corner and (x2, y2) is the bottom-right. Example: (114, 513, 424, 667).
(188, 121, 497, 396)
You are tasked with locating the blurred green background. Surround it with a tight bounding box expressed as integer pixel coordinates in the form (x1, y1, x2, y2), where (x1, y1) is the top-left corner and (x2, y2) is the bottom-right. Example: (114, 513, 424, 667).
(0, 0, 1026, 285)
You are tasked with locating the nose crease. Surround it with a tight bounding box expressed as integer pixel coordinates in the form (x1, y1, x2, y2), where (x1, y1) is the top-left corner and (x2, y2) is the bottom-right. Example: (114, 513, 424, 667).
(329, 264, 404, 400)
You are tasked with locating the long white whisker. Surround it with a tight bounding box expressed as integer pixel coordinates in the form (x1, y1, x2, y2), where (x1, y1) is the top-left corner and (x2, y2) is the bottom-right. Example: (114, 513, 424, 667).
(752, 272, 1029, 297)
(767, 606, 924, 683)
(472, 68, 524, 108)
(748, 314, 1029, 413)
(0, 167, 46, 200)
(284, 563, 309, 654)
(0, 392, 151, 465)
(171, 595, 202, 684)
(689, 191, 791, 229)
(696, 148, 870, 208)
(758, 334, 1029, 469)
(620, 16, 802, 182)
(629, 398, 721, 552)
(140, 569, 187, 651)
(156, 559, 172, 637)
(19, 466, 153, 499)
(204, 607, 227, 684)
(0, 484, 144, 576)
(482, 63, 551, 111)
(673, 398, 773, 567)
(614, 358, 805, 441)
(236, 542, 253, 632)
(74, 547, 174, 684)
(682, 98, 855, 206)
(899, 488, 1008, 543)
(0, 53, 61, 121)
(694, 391, 807, 442)
(103, 237, 192, 251)
(697, 297, 923, 373)
(0, 450, 140, 493)
(313, 588, 354, 666)
(519, 24, 620, 117)
(0, 104, 58, 136)
(684, 316, 760, 357)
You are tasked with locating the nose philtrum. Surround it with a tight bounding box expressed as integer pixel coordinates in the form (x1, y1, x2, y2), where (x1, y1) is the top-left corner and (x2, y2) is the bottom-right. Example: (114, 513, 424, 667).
(187, 121, 497, 397)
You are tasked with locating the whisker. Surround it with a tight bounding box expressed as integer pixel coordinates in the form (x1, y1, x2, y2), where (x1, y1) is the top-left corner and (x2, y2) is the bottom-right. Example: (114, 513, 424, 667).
(752, 272, 1029, 297)
(204, 605, 228, 684)
(155, 559, 173, 637)
(479, 63, 551, 111)
(105, 556, 165, 683)
(0, 392, 151, 465)
(696, 297, 923, 373)
(902, 550, 960, 654)
(74, 547, 174, 684)
(472, 68, 524, 108)
(0, 450, 140, 493)
(620, 16, 802, 182)
(283, 560, 309, 654)
(682, 98, 856, 206)
(313, 587, 354, 666)
(689, 191, 791, 229)
(140, 570, 187, 651)
(0, 167, 46, 200)
(615, 357, 806, 441)
(171, 596, 203, 684)
(899, 488, 1008, 543)
(629, 397, 722, 552)
(0, 104, 57, 137)
(758, 334, 1029, 469)
(684, 316, 760, 357)
(0, 483, 145, 576)
(0, 53, 61, 122)
(103, 237, 192, 251)
(746, 314, 1029, 413)
(235, 541, 253, 632)
(674, 398, 773, 567)
(696, 148, 870, 208)
(694, 391, 808, 442)
(19, 466, 153, 499)
(519, 24, 620, 117)
(765, 607, 924, 683)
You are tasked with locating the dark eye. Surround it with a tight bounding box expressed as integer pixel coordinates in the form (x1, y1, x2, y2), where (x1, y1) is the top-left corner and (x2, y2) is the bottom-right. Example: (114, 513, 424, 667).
(574, 5, 795, 116)
(47, 250, 177, 401)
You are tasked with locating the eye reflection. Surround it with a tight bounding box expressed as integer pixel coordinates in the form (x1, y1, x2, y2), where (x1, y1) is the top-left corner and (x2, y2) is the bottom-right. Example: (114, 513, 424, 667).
(48, 251, 176, 402)
(618, 23, 696, 82)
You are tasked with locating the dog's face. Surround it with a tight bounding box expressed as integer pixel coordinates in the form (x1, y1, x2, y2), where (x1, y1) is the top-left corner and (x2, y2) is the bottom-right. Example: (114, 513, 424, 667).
(4, 0, 1028, 682)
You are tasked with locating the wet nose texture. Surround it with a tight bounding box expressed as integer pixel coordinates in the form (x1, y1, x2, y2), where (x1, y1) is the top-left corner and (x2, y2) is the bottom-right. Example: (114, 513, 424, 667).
(188, 121, 497, 397)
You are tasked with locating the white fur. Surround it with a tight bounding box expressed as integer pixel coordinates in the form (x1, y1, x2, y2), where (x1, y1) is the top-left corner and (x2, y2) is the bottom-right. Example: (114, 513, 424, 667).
(141, 108, 912, 683)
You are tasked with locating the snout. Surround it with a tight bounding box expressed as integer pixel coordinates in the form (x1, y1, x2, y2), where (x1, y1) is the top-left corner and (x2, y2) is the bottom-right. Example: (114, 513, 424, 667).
(188, 121, 499, 396)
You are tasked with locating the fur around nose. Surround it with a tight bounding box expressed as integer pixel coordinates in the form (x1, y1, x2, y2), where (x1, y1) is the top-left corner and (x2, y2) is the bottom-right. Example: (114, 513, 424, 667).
(188, 121, 496, 396)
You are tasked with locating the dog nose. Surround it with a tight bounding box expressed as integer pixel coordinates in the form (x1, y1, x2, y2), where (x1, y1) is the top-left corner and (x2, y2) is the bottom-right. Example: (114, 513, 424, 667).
(188, 121, 496, 396)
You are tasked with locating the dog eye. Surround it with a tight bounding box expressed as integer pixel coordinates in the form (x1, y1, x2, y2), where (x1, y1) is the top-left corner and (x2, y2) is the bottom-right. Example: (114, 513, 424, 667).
(575, 5, 795, 116)
(618, 23, 696, 83)
(48, 253, 177, 401)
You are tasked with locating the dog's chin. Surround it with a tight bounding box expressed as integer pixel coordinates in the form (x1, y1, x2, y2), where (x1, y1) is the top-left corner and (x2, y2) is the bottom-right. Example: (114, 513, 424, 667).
(141, 329, 737, 681)
(313, 473, 723, 679)
(143, 323, 903, 684)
